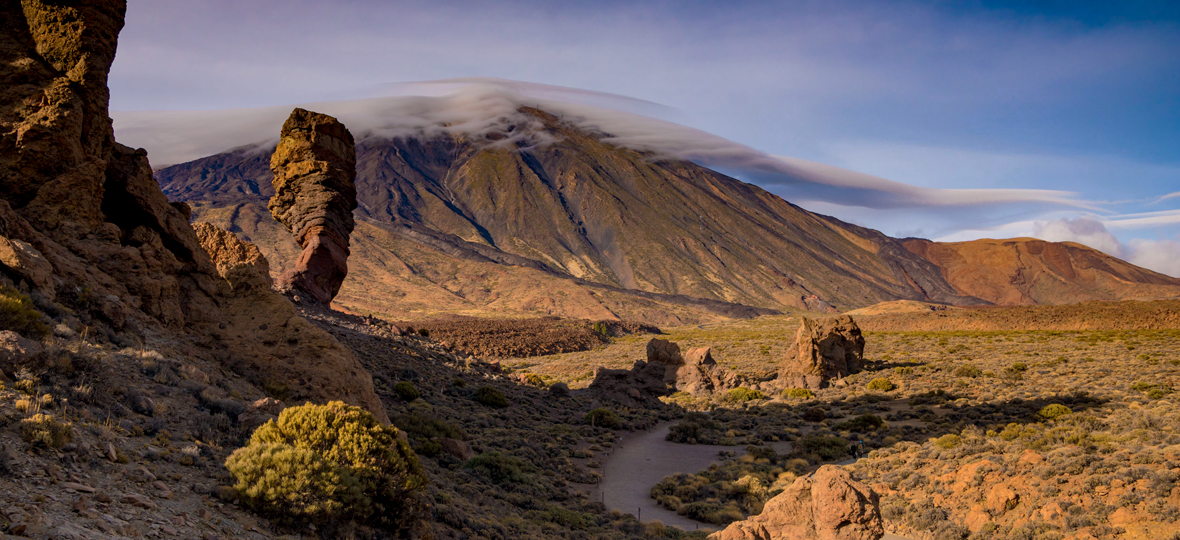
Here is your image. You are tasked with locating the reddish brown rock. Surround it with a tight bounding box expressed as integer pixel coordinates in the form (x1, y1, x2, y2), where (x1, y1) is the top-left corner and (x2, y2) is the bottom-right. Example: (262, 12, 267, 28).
(268, 108, 358, 305)
(646, 338, 683, 366)
(779, 315, 866, 389)
(674, 346, 743, 395)
(711, 465, 884, 540)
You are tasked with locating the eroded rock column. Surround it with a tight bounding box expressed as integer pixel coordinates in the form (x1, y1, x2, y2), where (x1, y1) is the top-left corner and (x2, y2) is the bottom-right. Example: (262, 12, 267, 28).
(268, 108, 357, 304)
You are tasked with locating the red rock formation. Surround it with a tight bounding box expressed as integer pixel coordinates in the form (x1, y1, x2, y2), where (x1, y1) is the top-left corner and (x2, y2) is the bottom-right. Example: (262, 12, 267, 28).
(779, 316, 866, 389)
(0, 2, 387, 422)
(711, 465, 884, 540)
(268, 108, 358, 305)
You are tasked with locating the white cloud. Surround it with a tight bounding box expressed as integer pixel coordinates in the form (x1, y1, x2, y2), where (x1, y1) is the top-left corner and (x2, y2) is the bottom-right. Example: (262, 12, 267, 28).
(1126, 238, 1180, 278)
(1033, 217, 1123, 256)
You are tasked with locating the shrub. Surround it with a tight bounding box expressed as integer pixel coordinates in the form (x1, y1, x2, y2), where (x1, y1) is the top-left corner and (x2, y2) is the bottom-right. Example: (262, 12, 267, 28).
(20, 413, 71, 448)
(392, 381, 420, 401)
(802, 407, 827, 422)
(464, 452, 529, 485)
(1039, 404, 1072, 419)
(783, 388, 815, 400)
(666, 412, 722, 444)
(224, 401, 426, 531)
(394, 411, 465, 441)
(473, 386, 509, 408)
(0, 286, 48, 338)
(933, 434, 961, 449)
(866, 378, 895, 392)
(797, 435, 849, 461)
(953, 365, 982, 378)
(584, 408, 622, 429)
(834, 414, 886, 433)
(1012, 362, 1028, 372)
(723, 387, 766, 403)
(417, 328, 430, 337)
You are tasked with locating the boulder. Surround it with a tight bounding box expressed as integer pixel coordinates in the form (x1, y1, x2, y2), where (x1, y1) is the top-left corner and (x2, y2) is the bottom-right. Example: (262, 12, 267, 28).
(587, 360, 669, 406)
(192, 223, 271, 293)
(0, 236, 54, 298)
(646, 338, 683, 366)
(268, 108, 358, 305)
(674, 346, 743, 395)
(779, 316, 866, 389)
(0, 330, 43, 376)
(710, 465, 883, 540)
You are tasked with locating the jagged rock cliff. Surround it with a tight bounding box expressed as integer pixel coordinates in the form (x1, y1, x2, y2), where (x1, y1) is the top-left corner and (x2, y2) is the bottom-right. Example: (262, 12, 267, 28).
(0, 0, 385, 421)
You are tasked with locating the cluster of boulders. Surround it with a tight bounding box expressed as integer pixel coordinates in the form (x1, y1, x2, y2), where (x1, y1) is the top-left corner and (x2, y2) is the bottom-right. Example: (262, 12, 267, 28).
(711, 465, 884, 540)
(588, 315, 867, 402)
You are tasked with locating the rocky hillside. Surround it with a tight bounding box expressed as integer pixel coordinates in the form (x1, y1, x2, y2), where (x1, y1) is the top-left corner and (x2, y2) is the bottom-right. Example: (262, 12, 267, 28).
(157, 110, 982, 320)
(157, 110, 1180, 320)
(903, 237, 1180, 305)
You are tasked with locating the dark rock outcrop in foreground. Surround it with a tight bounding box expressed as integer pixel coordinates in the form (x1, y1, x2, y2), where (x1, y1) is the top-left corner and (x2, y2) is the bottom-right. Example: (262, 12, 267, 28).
(268, 108, 358, 305)
(779, 315, 866, 390)
(0, 1, 385, 422)
(711, 465, 884, 540)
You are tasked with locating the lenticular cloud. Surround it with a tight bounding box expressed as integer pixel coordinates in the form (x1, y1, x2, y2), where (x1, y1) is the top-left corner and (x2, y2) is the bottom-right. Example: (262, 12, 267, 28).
(113, 77, 1088, 212)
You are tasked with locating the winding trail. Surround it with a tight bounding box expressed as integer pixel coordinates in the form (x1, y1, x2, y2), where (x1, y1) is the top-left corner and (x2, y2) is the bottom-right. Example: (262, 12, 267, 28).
(592, 421, 912, 539)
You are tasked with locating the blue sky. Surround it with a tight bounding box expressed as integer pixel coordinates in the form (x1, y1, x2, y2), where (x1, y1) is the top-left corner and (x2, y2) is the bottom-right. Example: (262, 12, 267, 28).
(109, 0, 1180, 275)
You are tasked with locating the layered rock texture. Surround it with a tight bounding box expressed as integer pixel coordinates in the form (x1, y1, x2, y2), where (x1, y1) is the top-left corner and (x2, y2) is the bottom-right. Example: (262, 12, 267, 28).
(711, 465, 884, 540)
(779, 316, 866, 390)
(268, 108, 358, 305)
(0, 1, 385, 421)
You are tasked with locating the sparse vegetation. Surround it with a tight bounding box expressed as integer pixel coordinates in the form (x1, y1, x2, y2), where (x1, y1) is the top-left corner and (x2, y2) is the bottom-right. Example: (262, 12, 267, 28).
(0, 286, 49, 338)
(472, 386, 509, 408)
(224, 401, 426, 531)
(782, 387, 815, 399)
(584, 407, 622, 428)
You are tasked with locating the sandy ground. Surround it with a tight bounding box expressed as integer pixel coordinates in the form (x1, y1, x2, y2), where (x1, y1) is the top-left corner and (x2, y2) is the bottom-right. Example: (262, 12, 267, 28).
(593, 422, 913, 539)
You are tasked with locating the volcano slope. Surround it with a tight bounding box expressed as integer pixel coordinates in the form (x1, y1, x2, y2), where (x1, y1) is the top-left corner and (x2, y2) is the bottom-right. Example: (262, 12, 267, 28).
(156, 108, 1180, 322)
(157, 108, 987, 322)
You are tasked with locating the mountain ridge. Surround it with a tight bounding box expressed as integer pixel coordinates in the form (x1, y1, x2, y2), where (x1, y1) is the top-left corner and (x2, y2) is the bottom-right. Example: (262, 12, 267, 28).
(155, 107, 1180, 320)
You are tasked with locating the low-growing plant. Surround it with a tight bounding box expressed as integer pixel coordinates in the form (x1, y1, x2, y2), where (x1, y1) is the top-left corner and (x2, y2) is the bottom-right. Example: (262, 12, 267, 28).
(953, 364, 982, 378)
(473, 386, 509, 408)
(866, 377, 895, 392)
(464, 451, 530, 485)
(933, 434, 961, 449)
(392, 381, 420, 401)
(0, 286, 49, 338)
(20, 413, 71, 448)
(782, 388, 814, 400)
(1039, 404, 1072, 419)
(834, 414, 886, 433)
(723, 387, 766, 403)
(796, 434, 849, 461)
(224, 401, 426, 532)
(584, 407, 622, 429)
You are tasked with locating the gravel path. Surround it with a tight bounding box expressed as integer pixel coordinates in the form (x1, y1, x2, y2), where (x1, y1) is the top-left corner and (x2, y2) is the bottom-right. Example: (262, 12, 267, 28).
(593, 421, 913, 539)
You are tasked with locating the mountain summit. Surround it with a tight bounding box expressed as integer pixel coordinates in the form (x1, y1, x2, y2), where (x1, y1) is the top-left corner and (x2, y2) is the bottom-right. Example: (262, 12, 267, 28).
(156, 107, 1180, 320)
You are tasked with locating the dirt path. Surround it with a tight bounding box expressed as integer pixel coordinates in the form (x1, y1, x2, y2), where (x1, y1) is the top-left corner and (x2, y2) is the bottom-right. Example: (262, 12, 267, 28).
(593, 421, 913, 539)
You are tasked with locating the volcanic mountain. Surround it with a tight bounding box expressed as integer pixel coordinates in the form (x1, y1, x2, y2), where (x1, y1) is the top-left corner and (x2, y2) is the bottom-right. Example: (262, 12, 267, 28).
(153, 106, 1180, 321)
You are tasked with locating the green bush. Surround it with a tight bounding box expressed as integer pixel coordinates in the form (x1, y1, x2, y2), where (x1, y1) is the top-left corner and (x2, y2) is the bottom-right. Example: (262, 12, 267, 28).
(1011, 362, 1028, 372)
(0, 286, 48, 338)
(723, 387, 767, 403)
(801, 407, 827, 422)
(666, 412, 723, 444)
(953, 365, 982, 378)
(392, 381, 420, 401)
(1039, 404, 1072, 419)
(393, 411, 465, 441)
(473, 386, 509, 408)
(224, 401, 426, 531)
(464, 452, 529, 485)
(584, 407, 622, 429)
(782, 388, 815, 400)
(866, 378, 895, 392)
(934, 434, 961, 449)
(20, 413, 71, 448)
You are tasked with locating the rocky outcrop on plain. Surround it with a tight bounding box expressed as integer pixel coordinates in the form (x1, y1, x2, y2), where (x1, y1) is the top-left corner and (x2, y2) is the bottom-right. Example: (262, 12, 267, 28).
(0, 2, 387, 421)
(674, 346, 743, 395)
(588, 338, 749, 401)
(267, 108, 358, 305)
(779, 316, 866, 389)
(710, 465, 884, 540)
